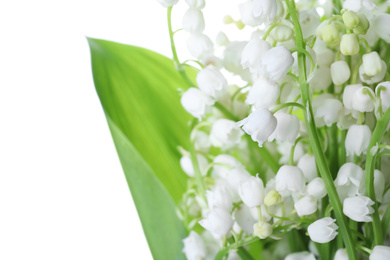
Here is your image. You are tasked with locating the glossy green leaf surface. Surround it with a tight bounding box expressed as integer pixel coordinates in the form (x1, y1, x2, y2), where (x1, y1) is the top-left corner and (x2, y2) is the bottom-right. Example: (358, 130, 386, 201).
(88, 38, 192, 259)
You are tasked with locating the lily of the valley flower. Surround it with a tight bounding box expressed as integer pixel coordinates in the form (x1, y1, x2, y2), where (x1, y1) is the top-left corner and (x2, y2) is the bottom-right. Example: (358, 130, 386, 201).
(285, 251, 316, 260)
(269, 112, 300, 143)
(340, 34, 359, 56)
(345, 124, 372, 157)
(376, 82, 390, 112)
(305, 177, 327, 200)
(370, 245, 390, 260)
(241, 39, 271, 73)
(196, 67, 228, 98)
(352, 86, 375, 112)
(181, 88, 214, 119)
(238, 175, 265, 207)
(186, 33, 213, 60)
(182, 8, 205, 33)
(343, 196, 375, 222)
(199, 207, 233, 235)
(155, 0, 179, 7)
(237, 109, 277, 147)
(245, 78, 280, 109)
(334, 249, 348, 260)
(206, 183, 233, 212)
(253, 0, 282, 24)
(210, 119, 244, 147)
(260, 46, 294, 82)
(359, 53, 387, 84)
(182, 231, 206, 260)
(297, 154, 318, 182)
(275, 165, 305, 195)
(373, 14, 390, 43)
(185, 0, 205, 9)
(335, 162, 365, 201)
(307, 217, 338, 243)
(294, 195, 318, 216)
(253, 221, 273, 239)
(180, 154, 208, 177)
(330, 61, 350, 85)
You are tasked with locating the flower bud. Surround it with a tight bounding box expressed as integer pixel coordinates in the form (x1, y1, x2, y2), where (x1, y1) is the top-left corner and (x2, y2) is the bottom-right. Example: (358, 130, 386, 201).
(294, 195, 318, 216)
(241, 39, 271, 73)
(275, 165, 305, 195)
(342, 10, 360, 29)
(370, 245, 390, 260)
(373, 14, 390, 43)
(285, 252, 316, 260)
(334, 249, 348, 260)
(210, 119, 244, 147)
(298, 154, 318, 182)
(345, 125, 372, 157)
(306, 177, 327, 200)
(237, 109, 277, 147)
(343, 196, 374, 222)
(182, 231, 206, 260)
(319, 23, 340, 44)
(340, 34, 359, 56)
(363, 52, 382, 77)
(264, 190, 282, 206)
(353, 13, 369, 35)
(246, 78, 279, 109)
(238, 175, 265, 207)
(187, 33, 213, 60)
(260, 46, 294, 82)
(182, 8, 205, 33)
(206, 184, 233, 212)
(352, 87, 375, 112)
(307, 217, 338, 243)
(196, 67, 228, 98)
(185, 0, 205, 9)
(376, 82, 390, 112)
(239, 1, 262, 26)
(181, 88, 214, 119)
(253, 0, 282, 24)
(269, 112, 300, 143)
(155, 0, 178, 7)
(253, 221, 273, 239)
(343, 84, 363, 110)
(272, 25, 294, 42)
(199, 207, 233, 235)
(331, 61, 350, 85)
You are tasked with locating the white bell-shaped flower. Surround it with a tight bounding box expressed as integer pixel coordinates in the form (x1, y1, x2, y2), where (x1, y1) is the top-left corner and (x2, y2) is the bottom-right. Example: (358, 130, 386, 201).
(245, 78, 280, 109)
(285, 251, 316, 260)
(331, 61, 350, 85)
(237, 109, 277, 147)
(269, 112, 300, 143)
(343, 196, 374, 222)
(275, 165, 305, 195)
(185, 0, 205, 9)
(373, 14, 390, 43)
(186, 33, 213, 60)
(253, 0, 282, 24)
(181, 88, 214, 119)
(182, 8, 205, 33)
(212, 154, 243, 177)
(182, 231, 206, 260)
(334, 249, 348, 260)
(308, 217, 338, 243)
(335, 162, 365, 201)
(241, 39, 271, 73)
(222, 168, 252, 202)
(206, 183, 233, 212)
(253, 221, 273, 239)
(306, 177, 327, 200)
(260, 46, 294, 82)
(343, 0, 375, 12)
(223, 41, 251, 80)
(370, 246, 390, 260)
(345, 124, 372, 157)
(376, 82, 390, 112)
(234, 204, 257, 234)
(343, 84, 363, 110)
(216, 32, 229, 46)
(239, 1, 262, 26)
(309, 65, 332, 91)
(193, 131, 210, 152)
(340, 34, 359, 56)
(196, 67, 228, 98)
(359, 61, 387, 84)
(363, 52, 382, 77)
(238, 175, 265, 207)
(199, 207, 233, 235)
(180, 154, 208, 177)
(312, 94, 342, 127)
(297, 154, 318, 182)
(374, 170, 385, 203)
(352, 86, 375, 112)
(210, 119, 244, 147)
(294, 195, 318, 216)
(155, 0, 179, 7)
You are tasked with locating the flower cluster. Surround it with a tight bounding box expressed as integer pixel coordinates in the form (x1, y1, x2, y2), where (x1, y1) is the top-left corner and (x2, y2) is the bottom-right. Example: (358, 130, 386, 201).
(157, 0, 390, 259)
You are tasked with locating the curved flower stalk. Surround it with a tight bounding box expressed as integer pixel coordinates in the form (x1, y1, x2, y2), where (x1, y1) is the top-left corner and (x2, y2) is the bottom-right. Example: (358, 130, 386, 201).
(152, 1, 390, 259)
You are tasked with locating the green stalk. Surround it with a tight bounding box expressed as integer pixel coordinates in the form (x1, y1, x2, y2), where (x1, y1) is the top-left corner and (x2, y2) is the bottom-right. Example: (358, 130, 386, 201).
(365, 108, 390, 246)
(285, 1, 356, 259)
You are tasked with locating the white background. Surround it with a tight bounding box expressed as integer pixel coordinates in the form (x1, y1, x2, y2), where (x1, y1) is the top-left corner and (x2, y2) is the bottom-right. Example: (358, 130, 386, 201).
(0, 0, 241, 259)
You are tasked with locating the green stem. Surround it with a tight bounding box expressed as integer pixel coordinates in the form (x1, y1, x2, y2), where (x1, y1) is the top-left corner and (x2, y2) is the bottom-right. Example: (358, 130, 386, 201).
(365, 108, 390, 246)
(189, 120, 206, 200)
(285, 1, 357, 259)
(270, 102, 305, 113)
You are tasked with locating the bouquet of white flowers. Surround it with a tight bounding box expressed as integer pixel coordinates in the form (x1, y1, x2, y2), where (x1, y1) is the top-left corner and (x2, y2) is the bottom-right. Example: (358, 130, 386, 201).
(89, 0, 390, 259)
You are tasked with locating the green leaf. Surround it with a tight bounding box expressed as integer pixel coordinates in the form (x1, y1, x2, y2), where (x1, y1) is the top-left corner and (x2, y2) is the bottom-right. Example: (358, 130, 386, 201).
(88, 38, 193, 259)
(107, 117, 186, 259)
(88, 38, 191, 203)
